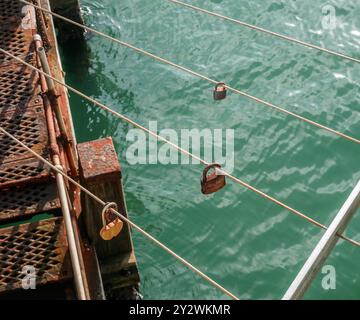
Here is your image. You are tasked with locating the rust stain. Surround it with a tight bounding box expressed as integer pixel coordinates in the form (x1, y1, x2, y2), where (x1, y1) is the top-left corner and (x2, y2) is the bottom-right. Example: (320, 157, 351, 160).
(77, 137, 121, 182)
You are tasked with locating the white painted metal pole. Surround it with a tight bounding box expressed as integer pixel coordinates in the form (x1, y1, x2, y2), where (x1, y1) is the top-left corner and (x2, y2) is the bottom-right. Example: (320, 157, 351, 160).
(55, 165, 87, 300)
(283, 180, 360, 300)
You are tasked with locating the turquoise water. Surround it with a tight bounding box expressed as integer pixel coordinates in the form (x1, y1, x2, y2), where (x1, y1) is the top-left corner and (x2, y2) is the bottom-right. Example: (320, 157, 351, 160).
(60, 0, 360, 299)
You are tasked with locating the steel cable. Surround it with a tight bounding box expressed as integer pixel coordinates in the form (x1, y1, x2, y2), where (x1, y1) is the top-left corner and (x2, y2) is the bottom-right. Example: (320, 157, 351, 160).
(1, 47, 359, 248)
(18, 0, 360, 144)
(0, 126, 240, 300)
(166, 0, 360, 64)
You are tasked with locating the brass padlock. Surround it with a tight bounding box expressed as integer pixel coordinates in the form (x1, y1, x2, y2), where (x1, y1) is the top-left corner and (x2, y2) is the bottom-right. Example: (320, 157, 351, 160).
(201, 163, 226, 194)
(100, 202, 123, 241)
(213, 82, 227, 101)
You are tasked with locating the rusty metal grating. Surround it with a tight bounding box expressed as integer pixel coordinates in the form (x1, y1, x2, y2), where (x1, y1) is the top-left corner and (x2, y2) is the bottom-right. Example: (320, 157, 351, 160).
(0, 26, 35, 66)
(0, 217, 71, 292)
(0, 183, 60, 222)
(0, 157, 50, 189)
(0, 0, 23, 24)
(0, 65, 41, 112)
(0, 106, 48, 163)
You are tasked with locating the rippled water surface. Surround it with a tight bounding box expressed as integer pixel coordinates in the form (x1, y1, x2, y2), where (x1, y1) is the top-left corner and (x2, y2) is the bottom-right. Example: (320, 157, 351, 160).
(60, 0, 360, 299)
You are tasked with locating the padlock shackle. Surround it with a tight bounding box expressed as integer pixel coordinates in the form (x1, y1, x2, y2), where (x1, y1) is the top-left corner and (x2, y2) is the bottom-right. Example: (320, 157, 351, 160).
(215, 82, 226, 91)
(101, 202, 118, 227)
(202, 163, 222, 182)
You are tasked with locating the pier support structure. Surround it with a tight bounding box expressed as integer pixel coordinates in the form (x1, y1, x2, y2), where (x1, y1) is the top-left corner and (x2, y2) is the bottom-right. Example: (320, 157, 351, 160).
(77, 137, 140, 299)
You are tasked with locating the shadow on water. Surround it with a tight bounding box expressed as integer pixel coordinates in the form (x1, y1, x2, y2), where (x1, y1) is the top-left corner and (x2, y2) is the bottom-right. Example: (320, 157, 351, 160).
(60, 37, 137, 145)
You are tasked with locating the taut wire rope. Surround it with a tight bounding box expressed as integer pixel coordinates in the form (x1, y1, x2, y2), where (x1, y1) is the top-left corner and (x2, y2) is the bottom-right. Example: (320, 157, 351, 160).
(166, 0, 360, 64)
(18, 0, 360, 144)
(0, 126, 240, 300)
(1, 47, 359, 247)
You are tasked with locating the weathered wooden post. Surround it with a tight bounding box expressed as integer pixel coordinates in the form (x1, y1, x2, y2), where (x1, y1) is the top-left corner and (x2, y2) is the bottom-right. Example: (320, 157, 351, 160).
(77, 137, 140, 299)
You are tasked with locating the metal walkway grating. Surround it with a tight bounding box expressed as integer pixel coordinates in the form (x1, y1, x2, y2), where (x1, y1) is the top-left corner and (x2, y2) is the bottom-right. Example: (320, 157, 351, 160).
(0, 65, 42, 112)
(0, 0, 75, 298)
(0, 182, 61, 222)
(0, 157, 50, 189)
(0, 0, 23, 24)
(0, 217, 71, 293)
(0, 24, 36, 67)
(0, 1, 51, 191)
(0, 106, 48, 163)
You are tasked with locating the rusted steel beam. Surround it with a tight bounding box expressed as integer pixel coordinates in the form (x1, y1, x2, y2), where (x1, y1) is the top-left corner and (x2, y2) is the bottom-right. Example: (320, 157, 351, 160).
(34, 14, 106, 299)
(39, 0, 78, 176)
(33, 0, 51, 50)
(34, 34, 90, 299)
(77, 137, 135, 258)
(34, 3, 80, 224)
(34, 9, 105, 299)
(77, 137, 140, 299)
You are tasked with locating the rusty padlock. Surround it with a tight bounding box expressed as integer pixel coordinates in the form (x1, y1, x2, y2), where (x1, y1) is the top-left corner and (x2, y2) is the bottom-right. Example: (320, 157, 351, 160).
(201, 163, 226, 194)
(100, 202, 123, 241)
(213, 82, 227, 101)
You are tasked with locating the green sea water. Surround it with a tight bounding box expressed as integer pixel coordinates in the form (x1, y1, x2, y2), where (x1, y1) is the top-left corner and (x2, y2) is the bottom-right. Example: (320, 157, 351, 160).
(59, 0, 360, 299)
